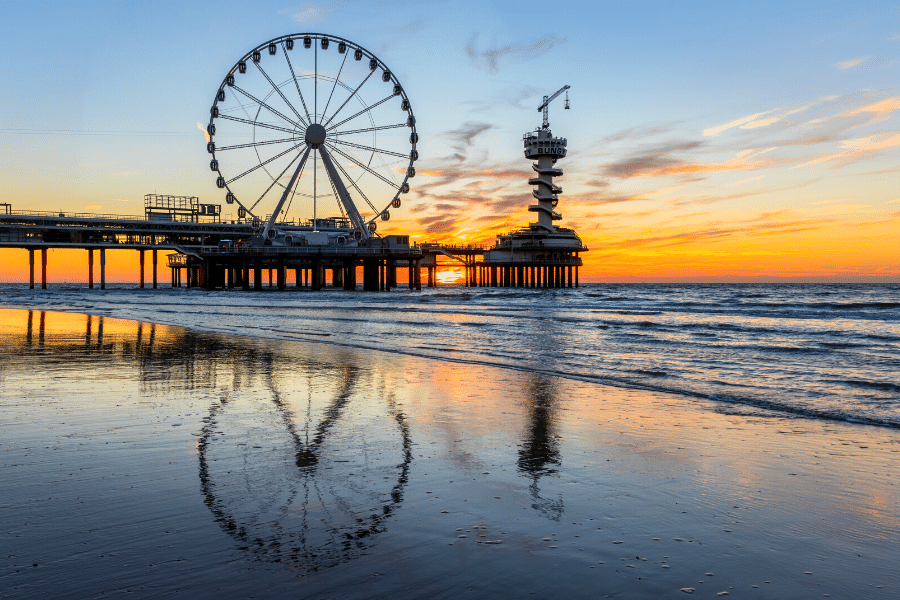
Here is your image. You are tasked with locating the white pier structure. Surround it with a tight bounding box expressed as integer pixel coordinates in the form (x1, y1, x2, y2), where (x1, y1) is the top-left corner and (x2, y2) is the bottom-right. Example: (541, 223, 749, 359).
(477, 86, 587, 288)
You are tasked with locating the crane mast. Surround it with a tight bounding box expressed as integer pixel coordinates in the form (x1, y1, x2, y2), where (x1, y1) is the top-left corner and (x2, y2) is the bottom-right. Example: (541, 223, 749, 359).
(537, 85, 570, 129)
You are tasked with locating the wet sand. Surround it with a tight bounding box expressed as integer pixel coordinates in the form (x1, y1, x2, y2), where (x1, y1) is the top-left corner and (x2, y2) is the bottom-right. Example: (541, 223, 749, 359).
(1, 308, 897, 599)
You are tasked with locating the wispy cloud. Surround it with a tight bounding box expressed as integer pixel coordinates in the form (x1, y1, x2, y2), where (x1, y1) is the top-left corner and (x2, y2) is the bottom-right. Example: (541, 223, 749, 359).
(835, 57, 866, 69)
(796, 132, 900, 168)
(281, 1, 349, 24)
(727, 174, 766, 187)
(703, 110, 777, 136)
(466, 34, 566, 73)
(592, 217, 833, 252)
(197, 122, 210, 143)
(397, 19, 425, 34)
(602, 142, 780, 179)
(440, 122, 493, 154)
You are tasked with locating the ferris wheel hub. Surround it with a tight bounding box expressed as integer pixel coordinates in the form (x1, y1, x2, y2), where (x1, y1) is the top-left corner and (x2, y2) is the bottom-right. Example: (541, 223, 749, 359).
(304, 123, 327, 147)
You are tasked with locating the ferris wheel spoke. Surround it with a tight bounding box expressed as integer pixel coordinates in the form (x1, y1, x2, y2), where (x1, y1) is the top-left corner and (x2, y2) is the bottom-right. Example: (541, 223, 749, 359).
(313, 149, 317, 223)
(326, 149, 380, 214)
(216, 136, 299, 152)
(314, 43, 318, 120)
(252, 57, 309, 128)
(262, 145, 312, 239)
(218, 114, 298, 136)
(321, 49, 349, 119)
(232, 85, 304, 131)
(325, 142, 399, 189)
(281, 42, 312, 124)
(322, 68, 377, 128)
(332, 123, 407, 136)
(329, 138, 409, 159)
(248, 145, 308, 213)
(226, 141, 305, 185)
(325, 94, 395, 132)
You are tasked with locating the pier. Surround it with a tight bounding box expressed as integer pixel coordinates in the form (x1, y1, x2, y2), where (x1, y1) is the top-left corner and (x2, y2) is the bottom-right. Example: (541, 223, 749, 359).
(0, 198, 425, 291)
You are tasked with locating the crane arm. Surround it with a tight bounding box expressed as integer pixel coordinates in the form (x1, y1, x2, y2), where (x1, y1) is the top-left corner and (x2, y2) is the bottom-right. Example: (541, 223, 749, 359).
(537, 85, 570, 112)
(537, 85, 570, 129)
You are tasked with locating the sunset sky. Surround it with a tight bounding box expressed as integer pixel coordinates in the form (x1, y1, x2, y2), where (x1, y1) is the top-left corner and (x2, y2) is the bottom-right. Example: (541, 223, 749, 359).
(1, 0, 898, 282)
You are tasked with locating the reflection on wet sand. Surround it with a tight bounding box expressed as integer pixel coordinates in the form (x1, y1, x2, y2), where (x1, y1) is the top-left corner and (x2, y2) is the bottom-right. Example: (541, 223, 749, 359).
(198, 359, 413, 572)
(3, 310, 414, 573)
(6, 308, 895, 598)
(518, 373, 563, 521)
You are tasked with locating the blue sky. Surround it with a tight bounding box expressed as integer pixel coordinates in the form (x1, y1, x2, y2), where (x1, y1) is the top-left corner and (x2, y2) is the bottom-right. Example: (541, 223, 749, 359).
(1, 0, 898, 279)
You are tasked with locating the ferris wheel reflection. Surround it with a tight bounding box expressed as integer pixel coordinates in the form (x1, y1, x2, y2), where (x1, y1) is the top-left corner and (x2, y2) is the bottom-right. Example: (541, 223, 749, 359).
(3, 310, 413, 572)
(197, 349, 413, 572)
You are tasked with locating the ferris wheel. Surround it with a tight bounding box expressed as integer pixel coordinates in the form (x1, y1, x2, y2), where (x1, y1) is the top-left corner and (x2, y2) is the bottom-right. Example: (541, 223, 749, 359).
(206, 33, 418, 240)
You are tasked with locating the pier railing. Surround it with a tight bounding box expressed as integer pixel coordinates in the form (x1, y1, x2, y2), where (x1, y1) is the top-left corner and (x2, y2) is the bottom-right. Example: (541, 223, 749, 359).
(209, 246, 423, 257)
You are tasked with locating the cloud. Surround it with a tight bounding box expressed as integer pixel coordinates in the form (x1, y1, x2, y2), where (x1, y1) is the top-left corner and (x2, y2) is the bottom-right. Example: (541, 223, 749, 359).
(601, 141, 774, 179)
(466, 34, 566, 73)
(740, 117, 780, 129)
(440, 122, 493, 153)
(795, 132, 900, 168)
(583, 179, 610, 188)
(397, 19, 425, 34)
(835, 57, 866, 69)
(843, 96, 900, 126)
(703, 110, 776, 136)
(281, 1, 349, 24)
(847, 97, 900, 116)
(419, 216, 459, 234)
(593, 217, 833, 252)
(197, 122, 210, 143)
(601, 124, 680, 144)
(727, 174, 766, 187)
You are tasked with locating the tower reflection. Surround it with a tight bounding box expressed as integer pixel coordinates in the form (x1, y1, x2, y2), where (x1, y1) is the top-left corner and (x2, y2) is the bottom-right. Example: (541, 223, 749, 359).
(517, 373, 563, 521)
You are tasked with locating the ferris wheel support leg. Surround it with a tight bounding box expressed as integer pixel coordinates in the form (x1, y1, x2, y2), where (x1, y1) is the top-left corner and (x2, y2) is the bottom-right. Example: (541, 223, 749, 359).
(262, 146, 312, 242)
(317, 146, 370, 240)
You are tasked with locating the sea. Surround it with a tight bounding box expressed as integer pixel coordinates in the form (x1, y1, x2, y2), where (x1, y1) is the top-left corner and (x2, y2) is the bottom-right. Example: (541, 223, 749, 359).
(1, 282, 897, 428)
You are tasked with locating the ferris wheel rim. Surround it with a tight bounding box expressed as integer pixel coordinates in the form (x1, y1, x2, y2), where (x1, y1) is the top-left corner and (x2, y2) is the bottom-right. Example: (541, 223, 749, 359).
(206, 33, 417, 231)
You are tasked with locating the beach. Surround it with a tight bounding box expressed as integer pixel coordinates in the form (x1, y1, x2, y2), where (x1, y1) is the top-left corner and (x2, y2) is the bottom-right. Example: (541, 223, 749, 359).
(1, 306, 897, 598)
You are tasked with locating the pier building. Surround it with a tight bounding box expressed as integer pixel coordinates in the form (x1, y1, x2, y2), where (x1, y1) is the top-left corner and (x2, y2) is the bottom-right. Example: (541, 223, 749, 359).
(475, 86, 588, 288)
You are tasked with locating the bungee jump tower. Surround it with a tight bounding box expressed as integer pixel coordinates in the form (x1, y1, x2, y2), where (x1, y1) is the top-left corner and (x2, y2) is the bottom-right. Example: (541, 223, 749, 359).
(476, 85, 588, 288)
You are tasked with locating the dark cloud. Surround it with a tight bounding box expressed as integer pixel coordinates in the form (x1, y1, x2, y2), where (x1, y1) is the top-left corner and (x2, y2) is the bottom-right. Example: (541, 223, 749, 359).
(440, 122, 493, 154)
(601, 124, 681, 144)
(602, 141, 703, 179)
(583, 179, 610, 188)
(421, 217, 459, 234)
(466, 34, 566, 74)
(593, 218, 833, 252)
(397, 19, 425, 34)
